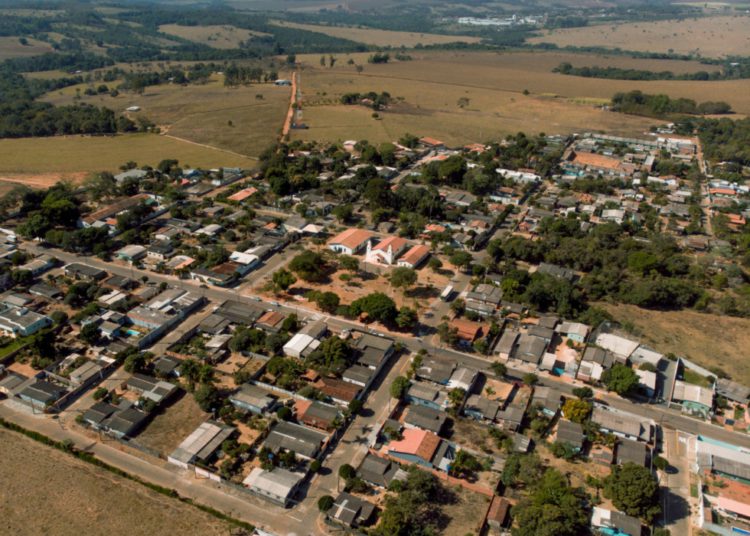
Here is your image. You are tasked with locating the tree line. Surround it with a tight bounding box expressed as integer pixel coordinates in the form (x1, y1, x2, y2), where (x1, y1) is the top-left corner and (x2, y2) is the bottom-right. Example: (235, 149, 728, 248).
(611, 90, 732, 118)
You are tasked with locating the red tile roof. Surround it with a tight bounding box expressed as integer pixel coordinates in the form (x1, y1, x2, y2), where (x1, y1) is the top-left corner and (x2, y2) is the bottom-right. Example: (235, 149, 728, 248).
(329, 228, 373, 250)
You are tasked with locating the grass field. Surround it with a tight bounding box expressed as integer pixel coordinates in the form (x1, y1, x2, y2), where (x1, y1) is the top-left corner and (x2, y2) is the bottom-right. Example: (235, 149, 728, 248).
(441, 486, 491, 535)
(0, 36, 54, 60)
(158, 24, 270, 49)
(137, 393, 209, 456)
(288, 50, 750, 146)
(529, 15, 750, 58)
(41, 75, 290, 158)
(598, 302, 750, 385)
(0, 428, 233, 536)
(0, 134, 255, 181)
(272, 20, 483, 47)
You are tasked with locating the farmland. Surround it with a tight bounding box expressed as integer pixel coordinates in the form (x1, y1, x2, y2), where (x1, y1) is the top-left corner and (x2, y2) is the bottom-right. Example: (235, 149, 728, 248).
(158, 24, 270, 49)
(599, 302, 750, 385)
(40, 74, 291, 158)
(0, 428, 233, 536)
(529, 15, 750, 58)
(272, 21, 483, 47)
(0, 134, 254, 182)
(290, 49, 750, 146)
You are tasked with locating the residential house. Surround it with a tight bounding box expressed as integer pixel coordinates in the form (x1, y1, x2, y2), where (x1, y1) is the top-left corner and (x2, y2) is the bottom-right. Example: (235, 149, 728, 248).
(29, 283, 62, 300)
(416, 359, 455, 385)
(243, 467, 303, 507)
(295, 400, 340, 431)
(316, 377, 361, 405)
(115, 244, 147, 263)
(386, 428, 454, 472)
(592, 406, 653, 443)
(357, 453, 406, 489)
(64, 263, 107, 281)
(406, 382, 449, 411)
(450, 318, 483, 345)
(446, 367, 477, 393)
(486, 496, 511, 531)
(615, 439, 650, 467)
(463, 394, 500, 422)
(229, 384, 277, 414)
(168, 420, 235, 468)
(153, 355, 182, 378)
(0, 307, 52, 338)
(146, 242, 174, 263)
(18, 380, 66, 408)
(264, 421, 328, 460)
(673, 380, 714, 418)
(18, 254, 55, 277)
(531, 386, 561, 418)
(577, 347, 615, 383)
(556, 321, 590, 344)
(512, 333, 547, 366)
(555, 419, 585, 452)
(103, 406, 150, 439)
(495, 329, 519, 360)
(404, 404, 447, 435)
(591, 507, 642, 536)
(126, 373, 178, 406)
(327, 492, 376, 529)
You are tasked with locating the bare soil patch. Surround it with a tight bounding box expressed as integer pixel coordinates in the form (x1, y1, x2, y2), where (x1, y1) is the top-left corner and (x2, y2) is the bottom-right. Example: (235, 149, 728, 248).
(136, 392, 210, 456)
(598, 302, 750, 384)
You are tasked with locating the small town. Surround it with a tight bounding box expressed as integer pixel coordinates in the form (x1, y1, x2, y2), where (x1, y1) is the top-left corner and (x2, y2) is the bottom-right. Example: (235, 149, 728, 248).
(1, 124, 749, 536)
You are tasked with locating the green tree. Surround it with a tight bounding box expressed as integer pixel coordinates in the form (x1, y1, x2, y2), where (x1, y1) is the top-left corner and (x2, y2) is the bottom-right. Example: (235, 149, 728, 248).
(450, 450, 482, 478)
(437, 322, 459, 346)
(572, 386, 593, 399)
(602, 364, 640, 396)
(427, 256, 443, 272)
(338, 255, 360, 272)
(338, 463, 356, 480)
(332, 204, 353, 223)
(491, 362, 507, 377)
(449, 250, 473, 272)
(318, 495, 334, 512)
(389, 267, 417, 291)
(395, 306, 418, 330)
(448, 387, 465, 412)
(350, 292, 397, 323)
(561, 398, 592, 424)
(289, 251, 328, 282)
(124, 352, 146, 374)
(390, 376, 410, 400)
(272, 269, 296, 292)
(523, 373, 538, 386)
(79, 322, 100, 344)
(603, 462, 661, 521)
(511, 469, 590, 536)
(194, 383, 219, 412)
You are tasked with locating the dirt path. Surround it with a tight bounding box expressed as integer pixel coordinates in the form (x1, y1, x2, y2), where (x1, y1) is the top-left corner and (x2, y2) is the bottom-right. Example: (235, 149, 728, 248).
(161, 134, 258, 162)
(281, 71, 298, 141)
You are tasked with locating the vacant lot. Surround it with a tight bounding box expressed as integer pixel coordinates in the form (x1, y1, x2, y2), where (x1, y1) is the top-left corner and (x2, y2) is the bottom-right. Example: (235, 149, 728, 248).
(159, 24, 269, 49)
(289, 50, 750, 146)
(529, 15, 750, 58)
(273, 20, 482, 47)
(441, 486, 491, 535)
(0, 428, 232, 536)
(136, 393, 209, 456)
(0, 36, 54, 59)
(42, 75, 290, 157)
(0, 134, 254, 181)
(599, 302, 750, 385)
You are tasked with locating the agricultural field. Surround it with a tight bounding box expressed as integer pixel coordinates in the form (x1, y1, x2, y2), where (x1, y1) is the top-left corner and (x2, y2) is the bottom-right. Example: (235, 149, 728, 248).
(289, 49, 750, 146)
(0, 36, 54, 60)
(529, 15, 750, 58)
(41, 74, 291, 158)
(0, 134, 254, 183)
(599, 302, 750, 385)
(158, 24, 270, 49)
(0, 428, 233, 536)
(272, 20, 483, 47)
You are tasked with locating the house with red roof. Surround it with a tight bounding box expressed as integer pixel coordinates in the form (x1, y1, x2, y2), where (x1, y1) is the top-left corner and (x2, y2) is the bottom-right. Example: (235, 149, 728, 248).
(397, 245, 431, 269)
(385, 428, 454, 472)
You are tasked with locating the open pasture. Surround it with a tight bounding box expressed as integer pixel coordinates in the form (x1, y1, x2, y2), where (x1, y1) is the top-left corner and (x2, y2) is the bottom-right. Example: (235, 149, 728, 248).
(41, 74, 291, 158)
(529, 15, 750, 58)
(291, 50, 750, 146)
(158, 24, 270, 49)
(272, 20, 483, 47)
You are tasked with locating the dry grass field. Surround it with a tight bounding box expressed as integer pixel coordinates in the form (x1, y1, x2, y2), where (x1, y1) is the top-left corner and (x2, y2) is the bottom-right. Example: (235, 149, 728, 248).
(529, 15, 750, 58)
(598, 302, 750, 385)
(273, 20, 483, 47)
(0, 36, 54, 59)
(0, 134, 254, 181)
(137, 393, 209, 456)
(288, 50, 750, 146)
(441, 486, 491, 535)
(159, 24, 270, 49)
(41, 74, 290, 157)
(0, 428, 232, 536)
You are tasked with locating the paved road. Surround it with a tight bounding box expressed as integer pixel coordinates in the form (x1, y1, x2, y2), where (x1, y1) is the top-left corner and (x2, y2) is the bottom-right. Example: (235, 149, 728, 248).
(659, 428, 692, 535)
